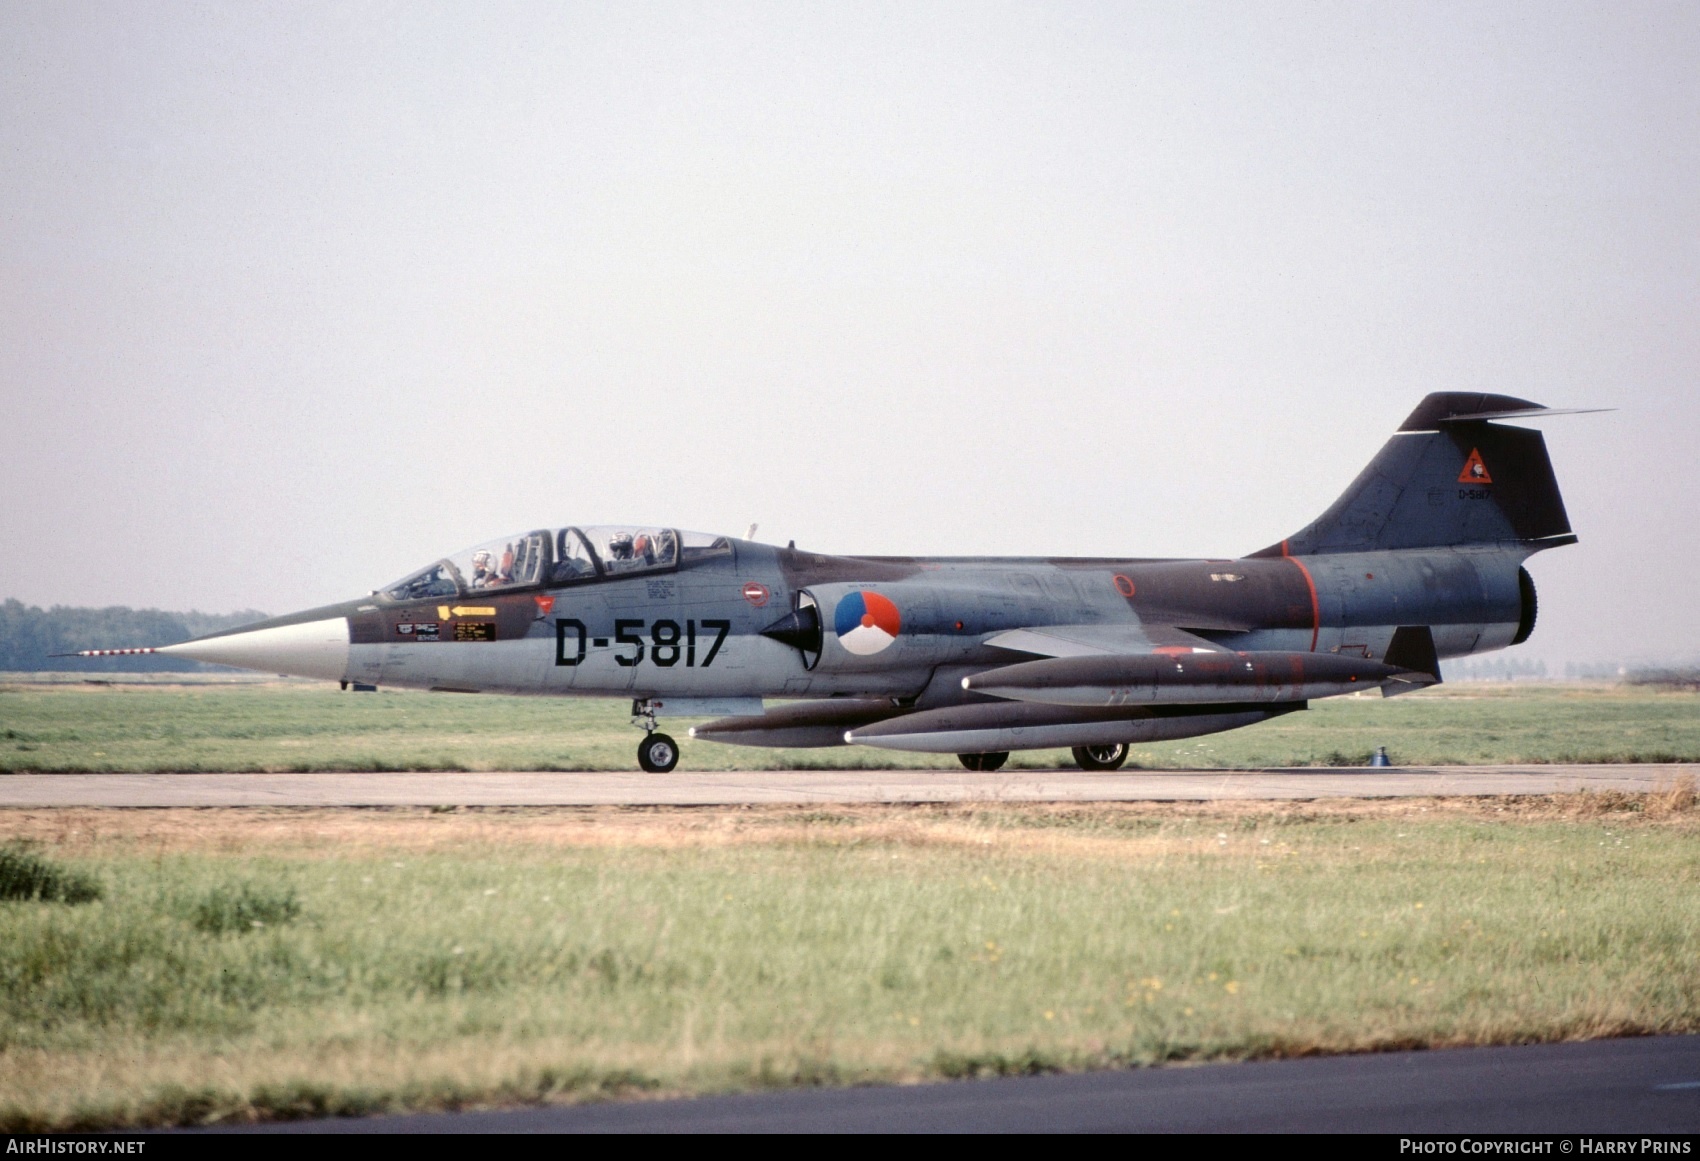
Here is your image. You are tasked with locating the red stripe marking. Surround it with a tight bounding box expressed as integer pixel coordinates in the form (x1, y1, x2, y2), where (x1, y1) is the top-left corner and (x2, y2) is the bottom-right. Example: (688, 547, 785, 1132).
(1286, 554, 1321, 652)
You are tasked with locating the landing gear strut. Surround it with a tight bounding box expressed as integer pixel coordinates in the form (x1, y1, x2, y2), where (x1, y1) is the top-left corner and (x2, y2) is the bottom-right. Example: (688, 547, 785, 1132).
(1072, 743, 1128, 771)
(632, 699, 680, 773)
(957, 752, 1009, 772)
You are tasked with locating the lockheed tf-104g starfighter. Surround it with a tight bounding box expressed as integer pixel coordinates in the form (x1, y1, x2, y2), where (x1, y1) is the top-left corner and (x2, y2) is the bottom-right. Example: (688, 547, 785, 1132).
(79, 394, 1587, 772)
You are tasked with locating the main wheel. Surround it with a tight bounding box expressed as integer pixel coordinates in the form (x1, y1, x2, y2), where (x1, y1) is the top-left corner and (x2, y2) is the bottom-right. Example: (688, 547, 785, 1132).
(637, 732, 680, 773)
(957, 752, 1009, 772)
(1072, 743, 1129, 771)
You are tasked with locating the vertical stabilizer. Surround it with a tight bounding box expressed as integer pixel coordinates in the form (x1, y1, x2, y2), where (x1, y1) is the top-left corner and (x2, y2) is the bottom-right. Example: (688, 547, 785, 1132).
(1251, 393, 1578, 557)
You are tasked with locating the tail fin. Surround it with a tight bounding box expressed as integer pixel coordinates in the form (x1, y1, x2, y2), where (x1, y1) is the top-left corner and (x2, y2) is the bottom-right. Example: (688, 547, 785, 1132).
(1252, 393, 1581, 557)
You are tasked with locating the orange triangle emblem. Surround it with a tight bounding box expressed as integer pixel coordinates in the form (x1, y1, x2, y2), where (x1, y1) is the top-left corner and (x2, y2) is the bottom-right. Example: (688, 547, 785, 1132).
(1458, 448, 1492, 484)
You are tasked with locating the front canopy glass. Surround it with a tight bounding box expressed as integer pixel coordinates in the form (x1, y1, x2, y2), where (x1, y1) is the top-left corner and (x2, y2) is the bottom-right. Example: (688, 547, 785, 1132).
(383, 525, 734, 600)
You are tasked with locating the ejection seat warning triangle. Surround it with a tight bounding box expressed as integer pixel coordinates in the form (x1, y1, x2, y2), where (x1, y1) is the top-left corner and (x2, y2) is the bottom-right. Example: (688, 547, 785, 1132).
(1458, 449, 1492, 484)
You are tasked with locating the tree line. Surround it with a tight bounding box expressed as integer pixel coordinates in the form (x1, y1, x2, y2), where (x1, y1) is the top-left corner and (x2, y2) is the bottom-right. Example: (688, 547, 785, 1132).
(0, 600, 269, 672)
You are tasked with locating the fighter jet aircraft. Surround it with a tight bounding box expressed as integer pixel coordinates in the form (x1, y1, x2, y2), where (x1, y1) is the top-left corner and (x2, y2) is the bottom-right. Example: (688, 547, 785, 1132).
(76, 393, 1585, 772)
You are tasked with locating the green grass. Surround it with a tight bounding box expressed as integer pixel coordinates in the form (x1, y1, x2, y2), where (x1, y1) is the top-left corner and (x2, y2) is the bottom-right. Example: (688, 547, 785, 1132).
(1, 679, 1698, 772)
(184, 882, 301, 935)
(0, 844, 102, 904)
(1, 798, 1698, 1127)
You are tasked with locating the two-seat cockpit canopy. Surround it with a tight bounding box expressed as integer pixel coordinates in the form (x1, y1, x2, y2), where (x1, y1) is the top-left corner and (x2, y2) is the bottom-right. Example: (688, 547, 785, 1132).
(383, 527, 732, 602)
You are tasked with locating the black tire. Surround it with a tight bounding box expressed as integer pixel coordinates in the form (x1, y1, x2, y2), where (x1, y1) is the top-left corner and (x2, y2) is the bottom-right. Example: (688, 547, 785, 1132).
(957, 752, 1009, 772)
(637, 732, 680, 773)
(1072, 743, 1129, 771)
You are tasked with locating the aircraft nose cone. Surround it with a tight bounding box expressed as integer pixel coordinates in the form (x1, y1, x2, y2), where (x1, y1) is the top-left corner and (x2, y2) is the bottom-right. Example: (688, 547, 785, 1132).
(157, 616, 350, 682)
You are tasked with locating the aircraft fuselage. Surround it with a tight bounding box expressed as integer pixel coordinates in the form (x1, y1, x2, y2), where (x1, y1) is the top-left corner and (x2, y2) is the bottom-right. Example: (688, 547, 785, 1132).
(200, 541, 1530, 708)
(127, 393, 1581, 770)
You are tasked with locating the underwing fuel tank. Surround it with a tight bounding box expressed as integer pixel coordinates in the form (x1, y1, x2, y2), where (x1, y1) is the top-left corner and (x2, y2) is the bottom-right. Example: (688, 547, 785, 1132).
(846, 702, 1305, 755)
(961, 651, 1417, 708)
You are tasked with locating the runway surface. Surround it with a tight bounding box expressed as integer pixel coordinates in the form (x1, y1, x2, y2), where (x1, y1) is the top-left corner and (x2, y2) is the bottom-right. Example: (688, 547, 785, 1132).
(0, 763, 1690, 807)
(216, 1035, 1700, 1133)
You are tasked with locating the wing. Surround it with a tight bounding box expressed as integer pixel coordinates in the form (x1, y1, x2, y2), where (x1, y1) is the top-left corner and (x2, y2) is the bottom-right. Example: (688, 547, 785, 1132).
(982, 623, 1224, 658)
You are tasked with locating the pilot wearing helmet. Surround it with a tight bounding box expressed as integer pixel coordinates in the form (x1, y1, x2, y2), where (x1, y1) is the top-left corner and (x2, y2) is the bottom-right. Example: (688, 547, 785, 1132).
(607, 532, 635, 562)
(470, 549, 498, 588)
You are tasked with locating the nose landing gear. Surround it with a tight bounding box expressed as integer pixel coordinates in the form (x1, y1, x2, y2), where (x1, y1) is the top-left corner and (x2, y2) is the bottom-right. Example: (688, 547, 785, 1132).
(632, 699, 680, 773)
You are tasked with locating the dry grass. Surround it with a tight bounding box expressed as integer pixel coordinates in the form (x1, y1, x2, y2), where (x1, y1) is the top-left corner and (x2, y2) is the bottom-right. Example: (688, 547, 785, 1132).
(3, 788, 1693, 857)
(1646, 774, 1699, 818)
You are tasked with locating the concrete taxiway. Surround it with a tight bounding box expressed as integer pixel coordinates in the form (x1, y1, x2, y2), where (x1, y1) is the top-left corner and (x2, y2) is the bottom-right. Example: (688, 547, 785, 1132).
(0, 763, 1690, 808)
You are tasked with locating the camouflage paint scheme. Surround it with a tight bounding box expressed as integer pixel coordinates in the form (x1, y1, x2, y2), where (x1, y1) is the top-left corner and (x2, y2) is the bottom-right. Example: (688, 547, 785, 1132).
(142, 394, 1580, 765)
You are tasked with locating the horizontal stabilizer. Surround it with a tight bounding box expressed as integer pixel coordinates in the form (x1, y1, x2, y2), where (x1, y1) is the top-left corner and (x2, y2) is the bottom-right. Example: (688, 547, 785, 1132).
(1397, 393, 1610, 431)
(1432, 407, 1610, 425)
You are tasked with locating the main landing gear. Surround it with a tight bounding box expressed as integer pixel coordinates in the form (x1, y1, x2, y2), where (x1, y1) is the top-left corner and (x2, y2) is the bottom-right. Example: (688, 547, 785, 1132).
(632, 699, 680, 773)
(638, 733, 680, 773)
(1072, 743, 1128, 771)
(957, 752, 1009, 772)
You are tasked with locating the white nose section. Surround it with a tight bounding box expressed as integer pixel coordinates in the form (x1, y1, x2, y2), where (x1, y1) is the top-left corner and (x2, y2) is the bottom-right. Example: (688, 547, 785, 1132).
(158, 617, 351, 682)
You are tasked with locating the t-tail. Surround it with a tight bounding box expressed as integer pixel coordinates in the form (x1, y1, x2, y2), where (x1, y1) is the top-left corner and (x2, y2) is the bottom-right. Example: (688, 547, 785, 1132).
(1251, 393, 1595, 559)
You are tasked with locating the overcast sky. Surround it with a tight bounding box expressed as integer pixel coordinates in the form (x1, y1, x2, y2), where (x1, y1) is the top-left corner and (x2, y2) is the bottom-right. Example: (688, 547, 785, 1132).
(3, 1, 1696, 667)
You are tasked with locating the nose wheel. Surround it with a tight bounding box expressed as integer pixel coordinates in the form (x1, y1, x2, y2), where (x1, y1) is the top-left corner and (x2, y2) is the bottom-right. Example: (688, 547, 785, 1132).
(631, 698, 680, 773)
(638, 732, 680, 773)
(957, 752, 1009, 772)
(1072, 743, 1128, 771)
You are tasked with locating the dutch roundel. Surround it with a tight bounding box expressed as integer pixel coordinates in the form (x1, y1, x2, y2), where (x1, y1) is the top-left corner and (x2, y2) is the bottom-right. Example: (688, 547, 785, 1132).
(834, 591, 902, 656)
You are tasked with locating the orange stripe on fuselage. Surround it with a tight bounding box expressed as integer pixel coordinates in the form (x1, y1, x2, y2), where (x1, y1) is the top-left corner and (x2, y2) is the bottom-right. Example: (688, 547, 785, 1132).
(1281, 541, 1321, 652)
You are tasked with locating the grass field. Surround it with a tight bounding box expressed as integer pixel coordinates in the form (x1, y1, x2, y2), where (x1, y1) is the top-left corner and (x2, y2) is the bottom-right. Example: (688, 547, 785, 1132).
(0, 791, 1697, 1128)
(2, 678, 1699, 772)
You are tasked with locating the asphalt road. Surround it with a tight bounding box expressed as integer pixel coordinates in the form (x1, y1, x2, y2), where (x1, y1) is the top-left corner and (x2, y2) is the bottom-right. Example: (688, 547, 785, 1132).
(0, 764, 1690, 807)
(216, 1035, 1700, 1133)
